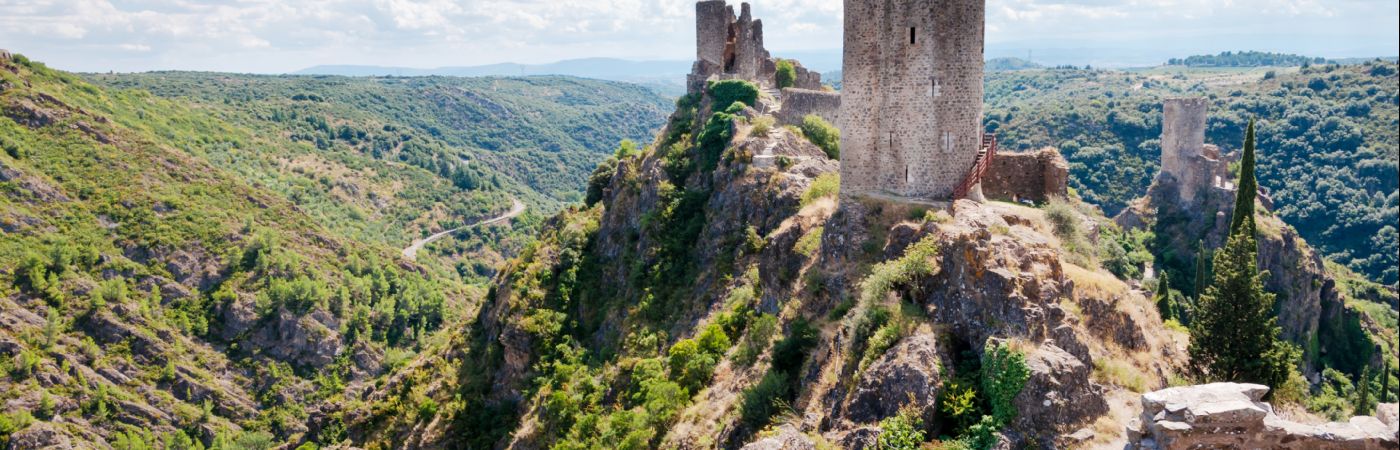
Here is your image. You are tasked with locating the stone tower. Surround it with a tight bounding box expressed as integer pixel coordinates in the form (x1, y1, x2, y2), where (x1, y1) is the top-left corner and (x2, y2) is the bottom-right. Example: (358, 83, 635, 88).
(1158, 98, 1220, 204)
(839, 0, 987, 200)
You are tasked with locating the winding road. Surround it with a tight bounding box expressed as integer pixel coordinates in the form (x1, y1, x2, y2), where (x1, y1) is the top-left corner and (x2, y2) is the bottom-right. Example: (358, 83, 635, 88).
(401, 198, 526, 261)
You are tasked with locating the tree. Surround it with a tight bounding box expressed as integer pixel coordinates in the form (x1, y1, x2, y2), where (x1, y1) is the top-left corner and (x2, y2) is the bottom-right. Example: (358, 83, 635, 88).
(1154, 271, 1177, 322)
(1189, 122, 1295, 392)
(1354, 364, 1373, 415)
(1229, 120, 1258, 240)
(1193, 240, 1208, 299)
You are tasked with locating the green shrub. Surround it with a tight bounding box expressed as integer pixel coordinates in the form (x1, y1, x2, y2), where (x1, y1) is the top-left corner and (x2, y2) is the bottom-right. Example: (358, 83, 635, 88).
(775, 60, 797, 89)
(585, 157, 619, 206)
(794, 226, 823, 258)
(800, 173, 840, 208)
(708, 79, 760, 111)
(418, 397, 439, 419)
(876, 407, 925, 450)
(981, 342, 1030, 424)
(734, 314, 778, 366)
(1, 137, 21, 159)
(799, 115, 840, 159)
(739, 370, 790, 429)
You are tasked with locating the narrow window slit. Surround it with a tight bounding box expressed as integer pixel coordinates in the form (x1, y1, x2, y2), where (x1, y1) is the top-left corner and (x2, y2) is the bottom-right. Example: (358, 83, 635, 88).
(910, 27, 917, 45)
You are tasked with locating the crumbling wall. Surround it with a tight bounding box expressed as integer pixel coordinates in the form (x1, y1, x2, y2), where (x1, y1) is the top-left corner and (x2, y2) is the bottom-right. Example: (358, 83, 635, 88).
(688, 1, 794, 94)
(839, 0, 987, 200)
(980, 147, 1069, 203)
(777, 88, 840, 126)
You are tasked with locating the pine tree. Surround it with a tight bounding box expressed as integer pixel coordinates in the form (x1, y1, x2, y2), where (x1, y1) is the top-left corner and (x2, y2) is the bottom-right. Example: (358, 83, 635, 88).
(1189, 122, 1296, 390)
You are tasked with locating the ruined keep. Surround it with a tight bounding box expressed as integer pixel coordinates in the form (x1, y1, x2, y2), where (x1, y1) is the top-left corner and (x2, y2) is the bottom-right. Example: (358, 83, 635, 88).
(839, 0, 989, 201)
(1157, 98, 1236, 205)
(689, 1, 823, 94)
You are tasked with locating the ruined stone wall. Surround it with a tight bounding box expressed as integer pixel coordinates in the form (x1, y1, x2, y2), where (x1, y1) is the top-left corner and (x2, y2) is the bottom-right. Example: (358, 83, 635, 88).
(840, 0, 986, 200)
(981, 147, 1069, 203)
(688, 1, 785, 94)
(777, 88, 841, 126)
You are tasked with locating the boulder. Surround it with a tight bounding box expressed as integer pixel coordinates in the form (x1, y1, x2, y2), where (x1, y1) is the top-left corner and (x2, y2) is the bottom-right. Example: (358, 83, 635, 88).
(1010, 344, 1107, 444)
(6, 422, 75, 449)
(839, 333, 945, 425)
(1127, 383, 1398, 449)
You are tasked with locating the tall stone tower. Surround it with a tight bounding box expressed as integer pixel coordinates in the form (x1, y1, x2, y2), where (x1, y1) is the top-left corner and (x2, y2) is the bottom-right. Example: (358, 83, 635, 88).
(839, 0, 987, 200)
(1159, 98, 1211, 204)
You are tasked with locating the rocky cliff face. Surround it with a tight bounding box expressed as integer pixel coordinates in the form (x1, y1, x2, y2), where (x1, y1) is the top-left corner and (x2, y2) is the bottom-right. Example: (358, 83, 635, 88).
(347, 80, 1192, 450)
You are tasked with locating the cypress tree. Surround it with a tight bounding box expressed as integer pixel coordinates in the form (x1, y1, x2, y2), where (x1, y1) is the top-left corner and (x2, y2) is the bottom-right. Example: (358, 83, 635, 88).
(1229, 120, 1258, 238)
(1189, 123, 1296, 390)
(1154, 270, 1177, 322)
(1355, 365, 1373, 415)
(1193, 240, 1208, 298)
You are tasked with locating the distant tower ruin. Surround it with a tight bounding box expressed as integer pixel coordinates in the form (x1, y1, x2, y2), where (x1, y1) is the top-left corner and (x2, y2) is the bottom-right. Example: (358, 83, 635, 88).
(839, 0, 990, 201)
(688, 1, 823, 94)
(1159, 98, 1234, 205)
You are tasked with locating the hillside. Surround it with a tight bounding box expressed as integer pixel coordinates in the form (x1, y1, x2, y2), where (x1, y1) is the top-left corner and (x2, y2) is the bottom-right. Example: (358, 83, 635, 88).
(332, 77, 1210, 450)
(985, 60, 1400, 284)
(82, 71, 671, 275)
(0, 52, 670, 448)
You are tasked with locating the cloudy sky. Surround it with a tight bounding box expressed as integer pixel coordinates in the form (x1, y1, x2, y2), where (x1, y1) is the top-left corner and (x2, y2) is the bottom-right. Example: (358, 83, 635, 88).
(1, 0, 1396, 73)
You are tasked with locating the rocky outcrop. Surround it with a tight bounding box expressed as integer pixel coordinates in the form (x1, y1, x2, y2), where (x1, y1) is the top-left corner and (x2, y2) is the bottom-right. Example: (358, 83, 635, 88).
(1126, 383, 1399, 449)
(837, 333, 946, 425)
(739, 424, 817, 450)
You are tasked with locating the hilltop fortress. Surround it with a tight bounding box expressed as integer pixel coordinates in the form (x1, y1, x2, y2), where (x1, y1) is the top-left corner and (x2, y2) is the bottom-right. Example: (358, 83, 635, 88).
(687, 0, 1069, 204)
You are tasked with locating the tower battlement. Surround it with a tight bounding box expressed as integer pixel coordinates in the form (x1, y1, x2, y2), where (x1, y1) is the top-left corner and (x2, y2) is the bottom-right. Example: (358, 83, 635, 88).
(838, 0, 988, 201)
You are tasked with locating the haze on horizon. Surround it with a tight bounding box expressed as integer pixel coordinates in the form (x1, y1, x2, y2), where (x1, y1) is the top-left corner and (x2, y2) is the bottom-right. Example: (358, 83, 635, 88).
(1, 0, 1397, 74)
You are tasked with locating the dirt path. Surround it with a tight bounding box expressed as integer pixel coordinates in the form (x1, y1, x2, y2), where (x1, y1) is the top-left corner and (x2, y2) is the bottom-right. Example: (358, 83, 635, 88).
(401, 198, 525, 261)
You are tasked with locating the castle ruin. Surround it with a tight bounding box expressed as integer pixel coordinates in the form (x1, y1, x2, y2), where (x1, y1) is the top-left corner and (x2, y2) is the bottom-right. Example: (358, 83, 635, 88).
(1158, 98, 1234, 205)
(688, 1, 823, 94)
(838, 0, 991, 201)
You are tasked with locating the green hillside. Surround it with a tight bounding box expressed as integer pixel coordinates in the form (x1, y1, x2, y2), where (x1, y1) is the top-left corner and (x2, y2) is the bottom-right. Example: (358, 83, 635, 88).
(985, 60, 1400, 284)
(0, 54, 668, 447)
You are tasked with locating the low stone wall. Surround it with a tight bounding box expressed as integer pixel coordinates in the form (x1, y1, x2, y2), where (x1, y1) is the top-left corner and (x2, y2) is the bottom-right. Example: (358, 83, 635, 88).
(777, 88, 840, 126)
(980, 147, 1069, 203)
(1127, 383, 1398, 449)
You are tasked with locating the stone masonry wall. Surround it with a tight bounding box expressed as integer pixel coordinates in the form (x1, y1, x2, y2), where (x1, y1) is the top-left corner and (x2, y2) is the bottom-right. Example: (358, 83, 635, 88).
(1127, 383, 1397, 449)
(981, 147, 1069, 203)
(839, 0, 986, 200)
(777, 88, 841, 126)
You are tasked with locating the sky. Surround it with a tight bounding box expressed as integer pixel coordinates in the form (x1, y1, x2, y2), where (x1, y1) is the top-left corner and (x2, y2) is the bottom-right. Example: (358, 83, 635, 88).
(1, 0, 1397, 73)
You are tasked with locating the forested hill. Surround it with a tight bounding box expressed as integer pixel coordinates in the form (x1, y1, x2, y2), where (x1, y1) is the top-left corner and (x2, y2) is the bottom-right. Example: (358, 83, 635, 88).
(1167, 51, 1331, 67)
(985, 60, 1400, 284)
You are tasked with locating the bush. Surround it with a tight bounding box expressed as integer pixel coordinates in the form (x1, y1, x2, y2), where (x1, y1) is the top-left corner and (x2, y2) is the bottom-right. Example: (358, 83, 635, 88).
(876, 407, 925, 450)
(799, 115, 840, 159)
(775, 60, 797, 89)
(739, 370, 790, 428)
(585, 157, 619, 206)
(708, 80, 759, 111)
(800, 173, 840, 208)
(981, 342, 1030, 424)
(1, 137, 21, 159)
(749, 115, 775, 137)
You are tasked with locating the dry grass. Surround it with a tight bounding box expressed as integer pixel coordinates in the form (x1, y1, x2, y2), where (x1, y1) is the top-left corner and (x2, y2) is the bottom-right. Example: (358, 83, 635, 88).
(1092, 356, 1151, 393)
(1064, 263, 1129, 299)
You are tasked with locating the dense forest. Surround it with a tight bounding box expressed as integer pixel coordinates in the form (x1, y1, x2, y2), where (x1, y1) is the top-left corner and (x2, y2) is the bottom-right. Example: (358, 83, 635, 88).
(984, 60, 1400, 284)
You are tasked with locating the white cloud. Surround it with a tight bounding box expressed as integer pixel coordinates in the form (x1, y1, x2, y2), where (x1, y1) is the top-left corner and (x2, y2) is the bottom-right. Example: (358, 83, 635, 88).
(0, 0, 1393, 73)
